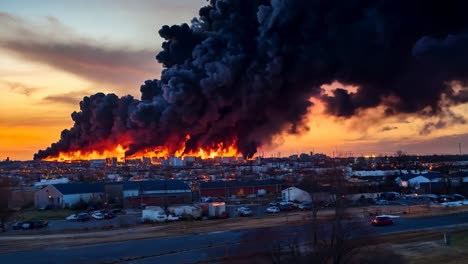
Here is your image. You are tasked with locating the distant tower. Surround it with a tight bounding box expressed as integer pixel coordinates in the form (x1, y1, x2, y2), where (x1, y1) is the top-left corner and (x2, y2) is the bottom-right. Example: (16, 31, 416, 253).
(459, 143, 462, 156)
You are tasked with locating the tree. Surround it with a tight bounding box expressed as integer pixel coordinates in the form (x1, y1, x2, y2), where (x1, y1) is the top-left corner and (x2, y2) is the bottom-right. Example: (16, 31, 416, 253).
(0, 177, 12, 232)
(395, 150, 408, 173)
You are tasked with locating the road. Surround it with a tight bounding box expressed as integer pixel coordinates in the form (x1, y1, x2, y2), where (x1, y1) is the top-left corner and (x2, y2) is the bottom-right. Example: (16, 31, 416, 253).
(1, 212, 468, 264)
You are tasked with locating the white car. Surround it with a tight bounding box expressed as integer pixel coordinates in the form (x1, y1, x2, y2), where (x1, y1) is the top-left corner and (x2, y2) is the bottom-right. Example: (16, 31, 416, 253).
(236, 207, 253, 216)
(66, 214, 77, 221)
(167, 215, 180, 221)
(442, 201, 463, 207)
(266, 206, 280, 213)
(91, 212, 104, 220)
(375, 199, 389, 205)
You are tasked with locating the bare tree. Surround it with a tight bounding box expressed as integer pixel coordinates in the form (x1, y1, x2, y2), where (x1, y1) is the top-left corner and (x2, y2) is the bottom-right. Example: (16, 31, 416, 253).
(395, 150, 408, 174)
(0, 177, 12, 232)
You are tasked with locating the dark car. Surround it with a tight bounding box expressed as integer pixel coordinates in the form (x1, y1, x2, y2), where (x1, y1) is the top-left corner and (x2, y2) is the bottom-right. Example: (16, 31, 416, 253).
(371, 216, 393, 226)
(12, 222, 24, 230)
(279, 203, 294, 211)
(438, 195, 456, 203)
(33, 220, 48, 228)
(22, 220, 48, 229)
(452, 194, 465, 201)
(104, 212, 116, 219)
(298, 202, 312, 211)
(77, 213, 90, 222)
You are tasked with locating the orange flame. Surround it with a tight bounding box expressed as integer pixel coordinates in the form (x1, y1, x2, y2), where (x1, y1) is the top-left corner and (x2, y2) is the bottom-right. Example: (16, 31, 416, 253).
(42, 135, 241, 163)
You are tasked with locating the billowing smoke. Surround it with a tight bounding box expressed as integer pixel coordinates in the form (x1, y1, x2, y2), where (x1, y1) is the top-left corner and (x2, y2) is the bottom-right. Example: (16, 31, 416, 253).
(35, 0, 468, 160)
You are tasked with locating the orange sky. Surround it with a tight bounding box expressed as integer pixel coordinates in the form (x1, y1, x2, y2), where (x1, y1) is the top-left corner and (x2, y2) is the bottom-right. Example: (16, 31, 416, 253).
(1, 1, 468, 160)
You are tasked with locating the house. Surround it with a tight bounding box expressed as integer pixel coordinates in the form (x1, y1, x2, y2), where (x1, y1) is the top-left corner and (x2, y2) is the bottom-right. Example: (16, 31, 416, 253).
(35, 183, 105, 209)
(199, 180, 284, 198)
(281, 186, 312, 202)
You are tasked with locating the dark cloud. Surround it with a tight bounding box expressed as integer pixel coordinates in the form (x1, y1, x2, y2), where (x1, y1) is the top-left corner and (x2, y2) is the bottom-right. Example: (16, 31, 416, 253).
(35, 0, 468, 160)
(419, 109, 466, 135)
(381, 126, 398, 132)
(0, 12, 160, 92)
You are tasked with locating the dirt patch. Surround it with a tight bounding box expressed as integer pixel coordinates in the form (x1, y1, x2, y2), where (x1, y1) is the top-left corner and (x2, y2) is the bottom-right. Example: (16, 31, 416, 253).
(379, 230, 468, 264)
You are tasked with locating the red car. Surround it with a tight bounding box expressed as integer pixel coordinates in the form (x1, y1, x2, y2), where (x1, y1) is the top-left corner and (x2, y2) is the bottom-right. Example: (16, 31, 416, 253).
(371, 216, 393, 226)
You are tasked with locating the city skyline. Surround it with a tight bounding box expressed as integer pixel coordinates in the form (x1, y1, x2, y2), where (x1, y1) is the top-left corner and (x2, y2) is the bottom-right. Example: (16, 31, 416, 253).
(2, 0, 468, 161)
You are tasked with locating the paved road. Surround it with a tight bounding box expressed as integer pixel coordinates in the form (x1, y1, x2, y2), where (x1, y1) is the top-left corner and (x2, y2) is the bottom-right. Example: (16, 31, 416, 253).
(1, 212, 467, 264)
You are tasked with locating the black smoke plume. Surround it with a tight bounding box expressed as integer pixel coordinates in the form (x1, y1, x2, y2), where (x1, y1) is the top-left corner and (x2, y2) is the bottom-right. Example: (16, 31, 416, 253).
(35, 0, 468, 160)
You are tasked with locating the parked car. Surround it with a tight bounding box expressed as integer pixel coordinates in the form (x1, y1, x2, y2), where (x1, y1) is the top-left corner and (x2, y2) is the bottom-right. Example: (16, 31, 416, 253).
(452, 194, 465, 201)
(375, 199, 389, 205)
(298, 202, 312, 211)
(12, 222, 24, 230)
(442, 201, 463, 207)
(279, 203, 294, 211)
(66, 214, 78, 221)
(236, 207, 253, 216)
(91, 212, 104, 220)
(269, 201, 280, 207)
(266, 206, 280, 213)
(167, 214, 180, 221)
(33, 220, 48, 228)
(22, 222, 33, 230)
(77, 213, 90, 222)
(104, 212, 116, 220)
(438, 195, 456, 203)
(371, 216, 393, 226)
(22, 220, 48, 229)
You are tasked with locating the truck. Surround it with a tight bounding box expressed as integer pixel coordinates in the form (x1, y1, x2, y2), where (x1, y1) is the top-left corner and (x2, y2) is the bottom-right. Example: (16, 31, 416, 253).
(208, 202, 227, 218)
(167, 205, 202, 220)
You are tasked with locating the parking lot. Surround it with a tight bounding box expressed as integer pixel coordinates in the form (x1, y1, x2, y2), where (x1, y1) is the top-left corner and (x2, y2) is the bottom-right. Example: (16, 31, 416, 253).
(4, 194, 466, 234)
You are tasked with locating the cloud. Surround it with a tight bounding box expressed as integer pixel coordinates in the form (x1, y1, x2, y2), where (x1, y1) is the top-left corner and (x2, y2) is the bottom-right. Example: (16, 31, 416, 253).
(0, 12, 161, 94)
(2, 80, 40, 96)
(41, 90, 94, 106)
(381, 126, 398, 132)
(419, 109, 466, 136)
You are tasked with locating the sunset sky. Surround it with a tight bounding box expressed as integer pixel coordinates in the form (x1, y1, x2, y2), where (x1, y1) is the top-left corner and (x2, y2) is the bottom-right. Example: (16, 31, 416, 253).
(1, 0, 468, 161)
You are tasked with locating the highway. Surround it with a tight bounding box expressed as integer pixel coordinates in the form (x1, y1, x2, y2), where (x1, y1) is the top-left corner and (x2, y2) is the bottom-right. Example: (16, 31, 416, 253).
(1, 212, 468, 264)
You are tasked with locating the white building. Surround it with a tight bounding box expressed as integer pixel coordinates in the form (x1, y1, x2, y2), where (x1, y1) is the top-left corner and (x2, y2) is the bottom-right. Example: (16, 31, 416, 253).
(395, 172, 443, 189)
(35, 183, 104, 209)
